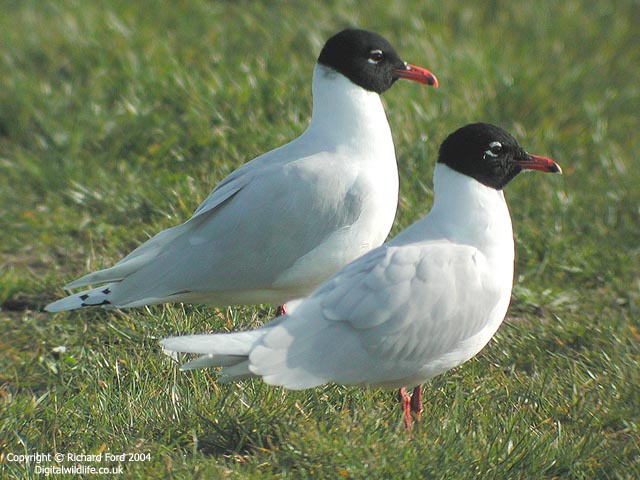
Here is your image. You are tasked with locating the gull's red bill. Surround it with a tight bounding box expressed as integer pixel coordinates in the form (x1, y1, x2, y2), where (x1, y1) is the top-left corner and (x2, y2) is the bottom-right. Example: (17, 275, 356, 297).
(393, 63, 439, 87)
(517, 154, 562, 174)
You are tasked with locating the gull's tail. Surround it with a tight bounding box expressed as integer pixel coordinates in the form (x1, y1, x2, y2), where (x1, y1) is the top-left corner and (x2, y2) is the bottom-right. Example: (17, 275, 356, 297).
(160, 330, 267, 380)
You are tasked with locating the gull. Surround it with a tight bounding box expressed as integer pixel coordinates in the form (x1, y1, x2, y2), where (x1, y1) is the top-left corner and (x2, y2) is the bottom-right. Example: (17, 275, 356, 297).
(45, 29, 437, 313)
(161, 122, 562, 429)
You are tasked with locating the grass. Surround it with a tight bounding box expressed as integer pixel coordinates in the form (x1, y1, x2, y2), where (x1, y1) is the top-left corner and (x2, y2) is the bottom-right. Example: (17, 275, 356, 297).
(1, 0, 638, 478)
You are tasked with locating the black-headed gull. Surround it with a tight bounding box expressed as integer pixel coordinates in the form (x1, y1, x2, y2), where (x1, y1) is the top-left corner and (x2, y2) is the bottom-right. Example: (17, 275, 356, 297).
(45, 29, 438, 312)
(161, 123, 562, 429)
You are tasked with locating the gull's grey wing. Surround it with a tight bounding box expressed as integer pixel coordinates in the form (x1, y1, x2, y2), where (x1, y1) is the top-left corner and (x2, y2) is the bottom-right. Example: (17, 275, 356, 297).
(247, 241, 504, 388)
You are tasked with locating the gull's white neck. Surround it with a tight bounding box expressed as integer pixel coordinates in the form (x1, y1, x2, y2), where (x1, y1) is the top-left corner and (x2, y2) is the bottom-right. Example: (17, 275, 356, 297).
(397, 164, 515, 261)
(430, 164, 514, 251)
(301, 64, 394, 155)
(430, 164, 515, 263)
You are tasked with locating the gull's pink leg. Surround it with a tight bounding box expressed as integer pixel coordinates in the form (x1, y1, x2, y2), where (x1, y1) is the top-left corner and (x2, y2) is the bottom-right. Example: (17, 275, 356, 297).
(398, 388, 412, 430)
(410, 385, 423, 422)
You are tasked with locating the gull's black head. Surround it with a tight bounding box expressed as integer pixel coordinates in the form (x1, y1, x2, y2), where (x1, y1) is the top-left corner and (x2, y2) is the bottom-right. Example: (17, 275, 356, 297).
(437, 123, 562, 190)
(317, 29, 438, 94)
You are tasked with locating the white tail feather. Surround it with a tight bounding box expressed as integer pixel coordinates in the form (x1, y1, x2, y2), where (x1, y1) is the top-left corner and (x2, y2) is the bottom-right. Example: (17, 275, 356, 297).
(160, 330, 267, 375)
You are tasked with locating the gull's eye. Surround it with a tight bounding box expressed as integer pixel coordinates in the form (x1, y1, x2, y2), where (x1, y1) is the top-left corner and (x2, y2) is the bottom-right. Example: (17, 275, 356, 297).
(368, 49, 384, 64)
(485, 141, 503, 158)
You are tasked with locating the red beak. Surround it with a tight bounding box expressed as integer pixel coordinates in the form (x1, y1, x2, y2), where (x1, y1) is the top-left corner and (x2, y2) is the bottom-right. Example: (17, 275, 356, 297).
(517, 153, 562, 174)
(393, 63, 439, 87)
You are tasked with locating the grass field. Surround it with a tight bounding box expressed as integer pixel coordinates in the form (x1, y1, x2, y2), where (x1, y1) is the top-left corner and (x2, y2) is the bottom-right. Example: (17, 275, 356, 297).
(1, 0, 638, 478)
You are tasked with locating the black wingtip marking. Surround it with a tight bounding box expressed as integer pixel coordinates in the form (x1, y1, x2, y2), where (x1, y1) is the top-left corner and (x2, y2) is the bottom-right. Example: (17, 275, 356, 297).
(102, 288, 111, 295)
(80, 294, 89, 301)
(81, 300, 112, 307)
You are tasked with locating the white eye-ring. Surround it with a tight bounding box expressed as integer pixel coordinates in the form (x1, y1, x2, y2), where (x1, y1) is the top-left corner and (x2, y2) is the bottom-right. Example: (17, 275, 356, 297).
(484, 141, 503, 158)
(368, 49, 384, 64)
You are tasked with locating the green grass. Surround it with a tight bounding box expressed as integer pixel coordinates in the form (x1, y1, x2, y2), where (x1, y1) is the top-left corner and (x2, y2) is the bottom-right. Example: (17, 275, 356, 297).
(1, 0, 638, 478)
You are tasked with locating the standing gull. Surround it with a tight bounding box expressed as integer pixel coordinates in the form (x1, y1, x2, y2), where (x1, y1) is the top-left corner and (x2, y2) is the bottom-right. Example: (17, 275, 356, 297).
(161, 123, 562, 429)
(45, 29, 438, 313)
